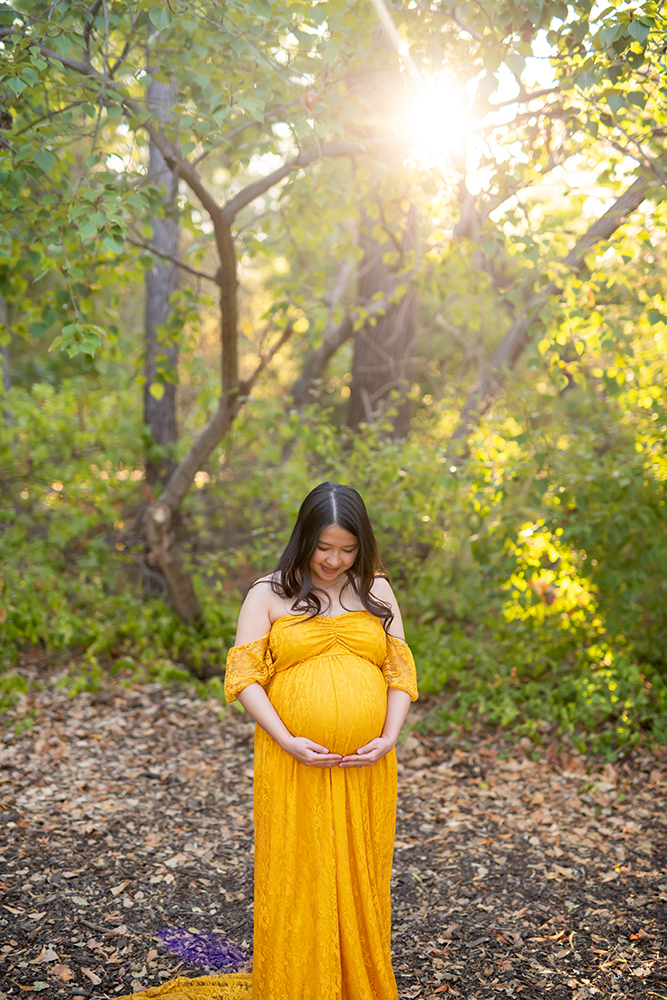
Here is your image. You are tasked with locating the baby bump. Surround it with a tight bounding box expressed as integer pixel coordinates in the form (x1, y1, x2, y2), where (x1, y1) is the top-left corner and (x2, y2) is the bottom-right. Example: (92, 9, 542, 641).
(268, 655, 387, 756)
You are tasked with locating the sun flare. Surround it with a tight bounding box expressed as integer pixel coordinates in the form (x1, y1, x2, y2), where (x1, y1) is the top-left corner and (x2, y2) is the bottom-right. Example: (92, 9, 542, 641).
(399, 76, 472, 164)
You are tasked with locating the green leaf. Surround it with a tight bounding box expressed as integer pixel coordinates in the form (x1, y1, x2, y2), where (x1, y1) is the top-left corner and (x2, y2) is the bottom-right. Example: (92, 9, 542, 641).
(647, 309, 667, 326)
(34, 149, 56, 174)
(626, 91, 646, 108)
(627, 19, 651, 43)
(7, 76, 27, 96)
(606, 93, 625, 114)
(599, 23, 624, 47)
(480, 239, 498, 259)
(149, 382, 165, 400)
(103, 235, 125, 255)
(237, 95, 265, 121)
(249, 0, 272, 17)
(48, 336, 64, 352)
(149, 6, 172, 29)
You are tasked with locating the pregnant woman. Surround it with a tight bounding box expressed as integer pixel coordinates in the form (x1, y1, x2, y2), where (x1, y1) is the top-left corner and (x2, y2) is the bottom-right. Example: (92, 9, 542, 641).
(125, 482, 417, 1000)
(229, 481, 418, 1000)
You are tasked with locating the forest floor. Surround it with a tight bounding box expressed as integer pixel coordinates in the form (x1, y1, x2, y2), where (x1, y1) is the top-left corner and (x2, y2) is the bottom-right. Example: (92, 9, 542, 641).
(0, 651, 666, 1000)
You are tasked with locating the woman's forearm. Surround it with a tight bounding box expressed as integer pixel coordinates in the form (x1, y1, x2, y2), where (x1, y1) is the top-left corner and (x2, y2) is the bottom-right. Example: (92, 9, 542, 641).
(382, 687, 412, 745)
(236, 682, 293, 750)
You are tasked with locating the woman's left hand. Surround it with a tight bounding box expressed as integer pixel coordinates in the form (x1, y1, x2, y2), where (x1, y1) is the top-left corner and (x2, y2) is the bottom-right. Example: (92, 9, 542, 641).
(339, 736, 395, 767)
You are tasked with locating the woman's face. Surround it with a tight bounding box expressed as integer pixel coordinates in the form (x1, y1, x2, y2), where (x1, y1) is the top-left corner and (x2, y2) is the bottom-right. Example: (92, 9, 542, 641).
(309, 523, 359, 589)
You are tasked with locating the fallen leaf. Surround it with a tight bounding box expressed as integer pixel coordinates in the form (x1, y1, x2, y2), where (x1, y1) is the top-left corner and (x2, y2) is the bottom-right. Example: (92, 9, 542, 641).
(164, 852, 187, 869)
(33, 947, 58, 964)
(110, 880, 129, 896)
(600, 870, 619, 882)
(107, 924, 129, 937)
(52, 965, 73, 982)
(630, 929, 656, 941)
(433, 987, 449, 994)
(81, 967, 102, 985)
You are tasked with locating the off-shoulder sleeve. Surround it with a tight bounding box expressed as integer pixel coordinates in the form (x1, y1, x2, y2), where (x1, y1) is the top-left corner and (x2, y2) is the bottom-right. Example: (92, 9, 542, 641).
(382, 633, 418, 702)
(224, 633, 274, 703)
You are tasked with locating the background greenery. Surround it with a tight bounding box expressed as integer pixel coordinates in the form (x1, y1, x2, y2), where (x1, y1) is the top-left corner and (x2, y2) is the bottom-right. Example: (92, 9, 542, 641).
(1, 0, 666, 756)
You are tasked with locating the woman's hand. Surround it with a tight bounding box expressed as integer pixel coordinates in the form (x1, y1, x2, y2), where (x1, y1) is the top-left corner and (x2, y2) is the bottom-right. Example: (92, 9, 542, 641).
(281, 735, 343, 768)
(339, 735, 395, 768)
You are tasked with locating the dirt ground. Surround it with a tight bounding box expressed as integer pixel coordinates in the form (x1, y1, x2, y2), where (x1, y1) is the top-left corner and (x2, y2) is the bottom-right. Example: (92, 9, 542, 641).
(0, 655, 666, 1000)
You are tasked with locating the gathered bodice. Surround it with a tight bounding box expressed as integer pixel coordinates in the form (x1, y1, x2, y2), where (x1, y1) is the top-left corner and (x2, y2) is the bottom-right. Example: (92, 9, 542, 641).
(224, 610, 417, 704)
(269, 611, 385, 672)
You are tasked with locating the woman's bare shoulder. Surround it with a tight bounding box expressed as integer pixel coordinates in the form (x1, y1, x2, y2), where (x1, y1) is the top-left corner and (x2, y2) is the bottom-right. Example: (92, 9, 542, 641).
(371, 575, 405, 640)
(235, 577, 281, 644)
(371, 575, 394, 600)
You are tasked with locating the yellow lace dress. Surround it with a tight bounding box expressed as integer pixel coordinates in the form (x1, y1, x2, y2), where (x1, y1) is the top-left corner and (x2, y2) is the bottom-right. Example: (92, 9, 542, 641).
(121, 611, 417, 1000)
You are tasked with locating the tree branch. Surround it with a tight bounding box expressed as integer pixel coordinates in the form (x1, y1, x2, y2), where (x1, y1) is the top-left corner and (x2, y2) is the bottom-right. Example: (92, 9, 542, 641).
(447, 7, 484, 41)
(0, 27, 105, 78)
(290, 315, 354, 406)
(448, 170, 661, 448)
(158, 325, 293, 512)
(488, 87, 560, 111)
(221, 139, 394, 224)
(126, 237, 221, 284)
(83, 0, 103, 61)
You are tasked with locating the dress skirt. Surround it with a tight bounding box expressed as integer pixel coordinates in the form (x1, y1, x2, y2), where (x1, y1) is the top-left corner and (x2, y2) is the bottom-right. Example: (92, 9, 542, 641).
(225, 611, 418, 1000)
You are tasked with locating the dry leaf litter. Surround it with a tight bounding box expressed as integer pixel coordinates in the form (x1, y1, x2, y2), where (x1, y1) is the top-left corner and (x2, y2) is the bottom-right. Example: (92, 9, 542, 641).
(0, 654, 666, 1000)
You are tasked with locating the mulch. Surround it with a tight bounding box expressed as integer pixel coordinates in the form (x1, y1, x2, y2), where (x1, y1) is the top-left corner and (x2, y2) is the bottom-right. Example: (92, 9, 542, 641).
(1, 652, 666, 1000)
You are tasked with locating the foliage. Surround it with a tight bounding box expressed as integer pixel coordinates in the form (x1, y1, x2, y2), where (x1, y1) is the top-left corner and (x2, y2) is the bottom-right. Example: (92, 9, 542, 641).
(1, 0, 667, 755)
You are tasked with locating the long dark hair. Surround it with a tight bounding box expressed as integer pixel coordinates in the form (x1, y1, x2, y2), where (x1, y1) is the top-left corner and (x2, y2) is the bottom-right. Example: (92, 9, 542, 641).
(270, 482, 394, 629)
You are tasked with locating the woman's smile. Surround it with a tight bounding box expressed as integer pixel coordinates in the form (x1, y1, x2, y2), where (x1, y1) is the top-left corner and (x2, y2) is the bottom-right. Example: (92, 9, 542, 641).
(310, 524, 359, 589)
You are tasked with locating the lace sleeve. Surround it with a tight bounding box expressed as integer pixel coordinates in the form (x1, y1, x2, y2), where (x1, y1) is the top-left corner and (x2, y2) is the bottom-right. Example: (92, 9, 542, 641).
(224, 634, 274, 703)
(382, 634, 418, 702)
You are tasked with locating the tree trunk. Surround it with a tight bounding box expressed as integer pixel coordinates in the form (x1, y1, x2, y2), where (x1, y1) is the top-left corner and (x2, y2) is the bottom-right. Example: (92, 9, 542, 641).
(144, 77, 180, 487)
(0, 292, 10, 397)
(348, 205, 417, 437)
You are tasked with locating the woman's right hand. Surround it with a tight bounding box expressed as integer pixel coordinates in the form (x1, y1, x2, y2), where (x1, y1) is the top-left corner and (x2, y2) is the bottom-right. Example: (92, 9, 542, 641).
(281, 736, 343, 768)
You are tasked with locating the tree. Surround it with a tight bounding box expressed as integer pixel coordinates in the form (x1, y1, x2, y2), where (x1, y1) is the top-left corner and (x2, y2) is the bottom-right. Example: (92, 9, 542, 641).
(143, 76, 180, 488)
(3, 0, 665, 627)
(0, 0, 393, 619)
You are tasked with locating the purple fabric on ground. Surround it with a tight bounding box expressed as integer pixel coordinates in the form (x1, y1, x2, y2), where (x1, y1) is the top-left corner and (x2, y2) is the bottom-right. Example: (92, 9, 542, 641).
(157, 926, 249, 970)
